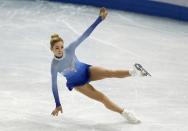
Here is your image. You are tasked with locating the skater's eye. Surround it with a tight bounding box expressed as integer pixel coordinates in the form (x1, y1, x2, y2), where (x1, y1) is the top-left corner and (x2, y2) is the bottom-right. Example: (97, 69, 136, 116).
(61, 46, 64, 49)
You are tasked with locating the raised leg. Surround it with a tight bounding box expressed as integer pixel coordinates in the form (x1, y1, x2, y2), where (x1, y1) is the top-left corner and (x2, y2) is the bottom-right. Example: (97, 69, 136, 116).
(89, 66, 130, 81)
(74, 84, 124, 114)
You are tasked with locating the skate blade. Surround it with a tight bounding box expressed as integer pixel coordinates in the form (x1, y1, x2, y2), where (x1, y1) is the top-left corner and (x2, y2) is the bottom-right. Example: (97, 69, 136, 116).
(134, 63, 151, 76)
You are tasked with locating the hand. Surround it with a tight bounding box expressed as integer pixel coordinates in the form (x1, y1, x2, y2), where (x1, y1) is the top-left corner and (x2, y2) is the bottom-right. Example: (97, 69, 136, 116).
(51, 106, 63, 116)
(99, 7, 108, 20)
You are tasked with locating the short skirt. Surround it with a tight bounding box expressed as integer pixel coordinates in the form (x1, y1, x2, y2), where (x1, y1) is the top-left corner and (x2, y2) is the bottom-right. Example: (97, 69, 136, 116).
(65, 63, 91, 91)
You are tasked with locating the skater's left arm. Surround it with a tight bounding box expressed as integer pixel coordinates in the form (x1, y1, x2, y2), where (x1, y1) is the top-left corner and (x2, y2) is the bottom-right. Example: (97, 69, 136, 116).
(67, 7, 108, 51)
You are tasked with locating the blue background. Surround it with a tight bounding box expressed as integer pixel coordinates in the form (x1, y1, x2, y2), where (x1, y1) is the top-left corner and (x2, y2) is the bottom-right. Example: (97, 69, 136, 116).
(50, 0, 188, 21)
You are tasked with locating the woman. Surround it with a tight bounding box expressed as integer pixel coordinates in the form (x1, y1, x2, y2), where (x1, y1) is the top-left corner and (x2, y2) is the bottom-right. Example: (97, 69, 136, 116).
(50, 7, 143, 124)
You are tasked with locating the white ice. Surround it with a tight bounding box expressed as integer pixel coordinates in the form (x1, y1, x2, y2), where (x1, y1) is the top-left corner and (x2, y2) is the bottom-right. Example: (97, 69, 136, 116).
(0, 0, 188, 131)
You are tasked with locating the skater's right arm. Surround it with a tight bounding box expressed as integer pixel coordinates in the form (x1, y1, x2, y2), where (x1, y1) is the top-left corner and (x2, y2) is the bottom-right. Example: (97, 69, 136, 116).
(51, 65, 63, 116)
(51, 65, 61, 108)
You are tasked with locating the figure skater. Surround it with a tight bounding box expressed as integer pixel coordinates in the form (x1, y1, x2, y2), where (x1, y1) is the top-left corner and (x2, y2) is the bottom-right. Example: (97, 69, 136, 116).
(50, 7, 144, 124)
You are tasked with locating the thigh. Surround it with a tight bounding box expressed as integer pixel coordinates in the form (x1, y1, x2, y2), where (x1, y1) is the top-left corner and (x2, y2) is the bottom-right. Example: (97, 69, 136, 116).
(89, 66, 113, 81)
(74, 84, 104, 102)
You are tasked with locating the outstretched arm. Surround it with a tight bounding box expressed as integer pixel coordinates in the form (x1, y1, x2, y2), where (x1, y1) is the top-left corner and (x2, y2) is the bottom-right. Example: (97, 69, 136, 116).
(67, 7, 108, 51)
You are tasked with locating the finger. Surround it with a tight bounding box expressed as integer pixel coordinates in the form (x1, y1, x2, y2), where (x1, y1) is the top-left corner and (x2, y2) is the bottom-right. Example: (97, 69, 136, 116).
(105, 11, 108, 15)
(53, 110, 57, 116)
(51, 112, 55, 116)
(53, 111, 56, 116)
(54, 111, 58, 116)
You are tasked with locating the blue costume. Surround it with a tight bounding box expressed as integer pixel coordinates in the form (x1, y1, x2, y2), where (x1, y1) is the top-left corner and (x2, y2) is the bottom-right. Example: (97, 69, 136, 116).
(51, 16, 103, 107)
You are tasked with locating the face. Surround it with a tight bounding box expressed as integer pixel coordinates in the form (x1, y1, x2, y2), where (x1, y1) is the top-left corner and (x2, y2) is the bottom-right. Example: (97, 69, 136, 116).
(51, 41, 64, 57)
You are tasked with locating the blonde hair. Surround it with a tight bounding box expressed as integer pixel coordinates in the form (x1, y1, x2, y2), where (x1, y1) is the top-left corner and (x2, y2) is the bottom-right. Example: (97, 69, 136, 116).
(50, 33, 64, 49)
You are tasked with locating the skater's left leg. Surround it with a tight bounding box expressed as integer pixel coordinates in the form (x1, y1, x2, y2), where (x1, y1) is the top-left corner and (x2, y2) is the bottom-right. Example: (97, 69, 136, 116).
(75, 84, 140, 123)
(74, 83, 124, 114)
(89, 66, 131, 81)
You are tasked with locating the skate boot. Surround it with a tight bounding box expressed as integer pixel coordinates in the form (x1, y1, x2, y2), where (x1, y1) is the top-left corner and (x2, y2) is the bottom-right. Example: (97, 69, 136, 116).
(121, 109, 141, 124)
(129, 63, 151, 77)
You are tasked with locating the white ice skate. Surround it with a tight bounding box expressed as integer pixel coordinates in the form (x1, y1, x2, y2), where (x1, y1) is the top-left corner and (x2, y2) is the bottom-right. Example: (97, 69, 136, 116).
(129, 63, 151, 77)
(121, 109, 141, 124)
(129, 67, 143, 77)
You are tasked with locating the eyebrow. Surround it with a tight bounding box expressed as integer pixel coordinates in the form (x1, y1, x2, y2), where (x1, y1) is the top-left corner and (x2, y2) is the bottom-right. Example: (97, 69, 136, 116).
(55, 45, 64, 48)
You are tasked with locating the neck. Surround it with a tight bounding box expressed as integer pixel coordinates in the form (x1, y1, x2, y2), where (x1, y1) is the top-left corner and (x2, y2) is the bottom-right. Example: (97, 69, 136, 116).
(54, 55, 64, 61)
(55, 55, 63, 59)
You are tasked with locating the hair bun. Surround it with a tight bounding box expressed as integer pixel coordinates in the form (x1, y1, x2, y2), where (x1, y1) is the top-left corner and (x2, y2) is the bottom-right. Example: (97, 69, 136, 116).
(51, 33, 59, 39)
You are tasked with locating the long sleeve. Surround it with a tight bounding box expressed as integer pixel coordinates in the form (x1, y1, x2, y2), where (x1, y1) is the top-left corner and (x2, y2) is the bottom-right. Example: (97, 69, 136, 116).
(67, 16, 103, 52)
(51, 66, 61, 107)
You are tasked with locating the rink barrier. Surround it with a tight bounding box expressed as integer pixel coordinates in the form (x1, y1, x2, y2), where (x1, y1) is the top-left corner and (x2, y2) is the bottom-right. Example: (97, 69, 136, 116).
(49, 0, 188, 22)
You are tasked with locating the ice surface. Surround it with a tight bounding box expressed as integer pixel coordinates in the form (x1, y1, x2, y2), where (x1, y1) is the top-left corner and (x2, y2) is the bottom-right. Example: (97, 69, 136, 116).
(0, 0, 188, 131)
